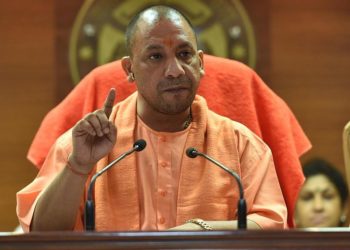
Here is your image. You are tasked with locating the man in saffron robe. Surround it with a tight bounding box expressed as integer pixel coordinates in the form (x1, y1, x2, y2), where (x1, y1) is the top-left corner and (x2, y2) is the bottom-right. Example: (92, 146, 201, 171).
(17, 5, 287, 231)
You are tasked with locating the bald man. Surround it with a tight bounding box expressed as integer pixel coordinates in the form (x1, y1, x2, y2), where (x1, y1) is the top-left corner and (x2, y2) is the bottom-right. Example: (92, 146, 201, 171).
(17, 5, 287, 231)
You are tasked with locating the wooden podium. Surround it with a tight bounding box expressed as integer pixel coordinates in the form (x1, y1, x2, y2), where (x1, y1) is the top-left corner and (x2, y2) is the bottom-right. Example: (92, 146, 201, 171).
(1, 229, 350, 250)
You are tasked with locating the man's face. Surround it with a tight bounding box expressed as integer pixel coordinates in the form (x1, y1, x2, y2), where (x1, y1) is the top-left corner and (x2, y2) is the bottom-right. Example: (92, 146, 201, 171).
(129, 15, 203, 115)
(294, 175, 344, 228)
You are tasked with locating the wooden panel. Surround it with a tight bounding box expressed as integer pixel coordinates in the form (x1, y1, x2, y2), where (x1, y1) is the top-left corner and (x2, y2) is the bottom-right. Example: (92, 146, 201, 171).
(54, 0, 84, 102)
(243, 0, 271, 82)
(0, 1, 55, 230)
(268, 0, 350, 172)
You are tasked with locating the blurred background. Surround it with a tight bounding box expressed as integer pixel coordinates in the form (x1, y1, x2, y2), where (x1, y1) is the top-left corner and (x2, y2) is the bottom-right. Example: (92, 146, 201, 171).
(0, 0, 349, 231)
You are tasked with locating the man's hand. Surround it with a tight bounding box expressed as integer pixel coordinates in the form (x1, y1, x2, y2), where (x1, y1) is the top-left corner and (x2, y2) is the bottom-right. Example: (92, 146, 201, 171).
(168, 220, 261, 231)
(31, 89, 117, 231)
(69, 88, 117, 173)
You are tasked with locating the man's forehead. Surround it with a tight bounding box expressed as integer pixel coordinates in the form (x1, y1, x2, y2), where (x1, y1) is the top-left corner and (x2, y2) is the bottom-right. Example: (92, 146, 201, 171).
(130, 9, 197, 54)
(136, 9, 194, 36)
(135, 18, 195, 46)
(143, 37, 194, 51)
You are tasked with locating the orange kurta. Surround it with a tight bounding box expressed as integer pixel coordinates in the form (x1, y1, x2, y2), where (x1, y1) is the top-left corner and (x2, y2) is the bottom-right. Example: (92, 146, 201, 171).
(17, 93, 286, 231)
(26, 55, 310, 227)
(135, 116, 190, 230)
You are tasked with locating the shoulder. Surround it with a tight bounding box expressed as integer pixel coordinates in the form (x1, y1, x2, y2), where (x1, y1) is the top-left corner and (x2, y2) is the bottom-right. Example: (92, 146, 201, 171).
(208, 110, 272, 157)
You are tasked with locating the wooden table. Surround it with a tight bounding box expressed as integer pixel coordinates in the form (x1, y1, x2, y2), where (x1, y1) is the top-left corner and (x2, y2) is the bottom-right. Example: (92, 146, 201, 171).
(1, 228, 350, 250)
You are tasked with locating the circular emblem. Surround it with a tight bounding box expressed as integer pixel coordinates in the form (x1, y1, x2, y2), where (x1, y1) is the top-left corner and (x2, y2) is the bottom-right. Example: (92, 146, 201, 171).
(69, 0, 256, 84)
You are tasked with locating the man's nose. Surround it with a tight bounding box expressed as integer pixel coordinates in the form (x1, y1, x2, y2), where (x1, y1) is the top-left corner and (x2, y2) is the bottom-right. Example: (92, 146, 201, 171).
(165, 58, 185, 78)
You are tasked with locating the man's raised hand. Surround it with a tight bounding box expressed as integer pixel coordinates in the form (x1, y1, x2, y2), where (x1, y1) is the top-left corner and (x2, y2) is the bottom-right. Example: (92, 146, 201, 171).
(69, 89, 117, 174)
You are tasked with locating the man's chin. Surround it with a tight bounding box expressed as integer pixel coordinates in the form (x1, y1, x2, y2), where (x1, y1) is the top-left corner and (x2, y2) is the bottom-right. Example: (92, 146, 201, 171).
(158, 102, 191, 115)
(158, 96, 194, 114)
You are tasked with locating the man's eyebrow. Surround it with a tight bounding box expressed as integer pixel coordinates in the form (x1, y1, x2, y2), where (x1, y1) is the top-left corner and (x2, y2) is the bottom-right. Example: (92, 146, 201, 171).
(177, 42, 194, 50)
(144, 44, 163, 51)
(143, 41, 195, 52)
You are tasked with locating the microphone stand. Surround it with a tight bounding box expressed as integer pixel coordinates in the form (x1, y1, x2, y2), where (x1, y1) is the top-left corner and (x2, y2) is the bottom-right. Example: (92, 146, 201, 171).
(84, 140, 146, 231)
(187, 148, 247, 229)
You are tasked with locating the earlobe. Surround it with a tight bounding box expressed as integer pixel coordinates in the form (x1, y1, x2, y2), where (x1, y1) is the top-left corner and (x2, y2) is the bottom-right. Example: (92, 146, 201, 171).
(121, 56, 135, 82)
(197, 50, 205, 77)
(128, 72, 135, 82)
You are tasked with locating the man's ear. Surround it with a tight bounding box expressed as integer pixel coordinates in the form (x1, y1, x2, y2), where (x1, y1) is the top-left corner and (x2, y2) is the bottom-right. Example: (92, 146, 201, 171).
(197, 50, 205, 77)
(121, 56, 135, 82)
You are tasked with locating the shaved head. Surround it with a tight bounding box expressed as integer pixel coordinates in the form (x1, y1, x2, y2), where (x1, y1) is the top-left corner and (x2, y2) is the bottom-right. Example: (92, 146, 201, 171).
(125, 5, 197, 56)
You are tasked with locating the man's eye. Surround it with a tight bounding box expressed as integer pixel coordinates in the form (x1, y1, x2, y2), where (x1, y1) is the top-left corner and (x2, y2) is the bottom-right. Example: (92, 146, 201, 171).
(149, 54, 162, 60)
(179, 51, 193, 59)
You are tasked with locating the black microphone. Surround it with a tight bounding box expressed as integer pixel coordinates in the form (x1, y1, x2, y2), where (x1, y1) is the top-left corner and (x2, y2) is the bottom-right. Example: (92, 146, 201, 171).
(84, 139, 147, 231)
(186, 147, 247, 229)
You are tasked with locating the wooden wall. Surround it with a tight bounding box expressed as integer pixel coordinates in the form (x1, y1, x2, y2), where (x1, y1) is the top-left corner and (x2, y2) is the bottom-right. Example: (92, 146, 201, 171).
(0, 1, 55, 231)
(0, 0, 349, 231)
(268, 0, 350, 166)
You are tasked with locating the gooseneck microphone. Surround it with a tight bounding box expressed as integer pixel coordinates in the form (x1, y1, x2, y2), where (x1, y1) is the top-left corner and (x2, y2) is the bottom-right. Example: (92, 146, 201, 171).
(84, 139, 147, 231)
(186, 147, 247, 229)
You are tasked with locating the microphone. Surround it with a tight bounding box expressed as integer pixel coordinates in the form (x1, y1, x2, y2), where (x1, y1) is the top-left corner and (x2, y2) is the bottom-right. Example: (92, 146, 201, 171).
(186, 147, 247, 229)
(84, 139, 147, 231)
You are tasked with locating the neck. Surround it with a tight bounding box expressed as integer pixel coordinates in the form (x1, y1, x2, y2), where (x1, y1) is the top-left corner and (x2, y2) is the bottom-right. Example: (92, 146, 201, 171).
(137, 102, 192, 133)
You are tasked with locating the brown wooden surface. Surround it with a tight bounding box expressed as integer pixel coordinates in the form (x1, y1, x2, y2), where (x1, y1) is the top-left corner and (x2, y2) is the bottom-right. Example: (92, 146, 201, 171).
(268, 0, 350, 167)
(1, 230, 350, 250)
(0, 1, 55, 231)
(1, 0, 350, 231)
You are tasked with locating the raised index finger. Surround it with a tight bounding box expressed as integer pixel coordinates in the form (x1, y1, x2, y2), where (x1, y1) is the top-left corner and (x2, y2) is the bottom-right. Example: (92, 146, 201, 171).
(103, 88, 116, 118)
